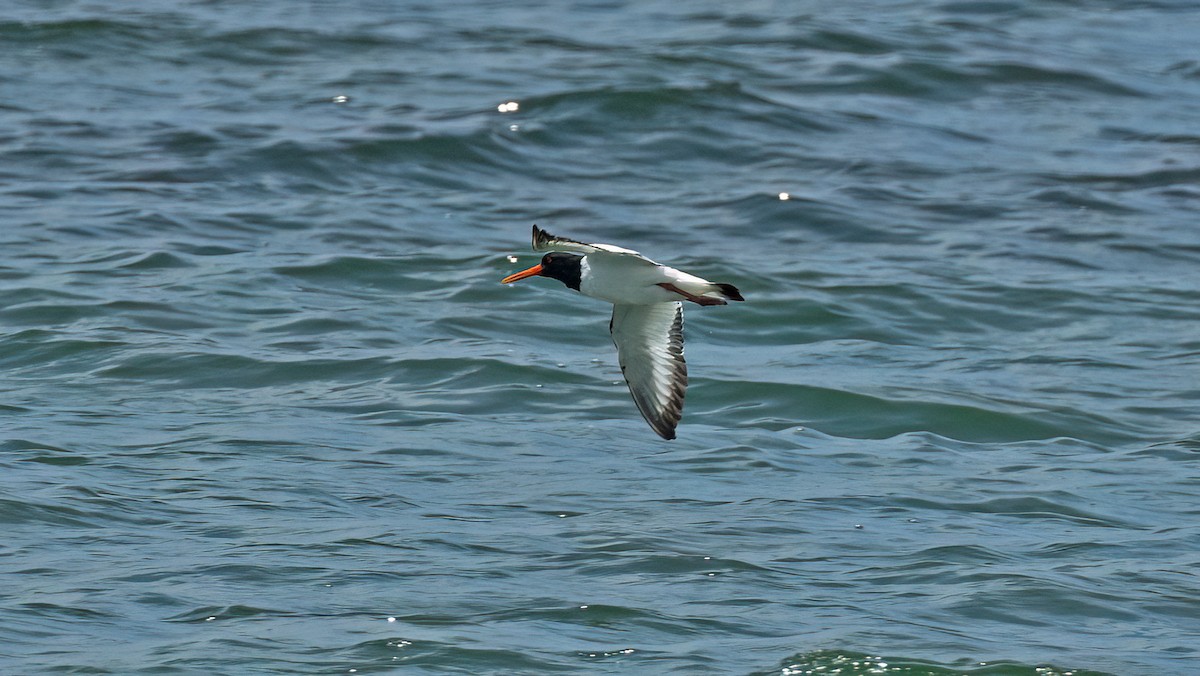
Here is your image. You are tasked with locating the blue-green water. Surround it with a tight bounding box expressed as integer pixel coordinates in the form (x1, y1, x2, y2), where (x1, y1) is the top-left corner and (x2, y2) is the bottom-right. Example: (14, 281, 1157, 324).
(3, 1, 1199, 674)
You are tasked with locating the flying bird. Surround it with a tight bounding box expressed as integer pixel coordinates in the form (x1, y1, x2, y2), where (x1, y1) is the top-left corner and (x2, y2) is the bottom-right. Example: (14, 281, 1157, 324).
(501, 225, 744, 439)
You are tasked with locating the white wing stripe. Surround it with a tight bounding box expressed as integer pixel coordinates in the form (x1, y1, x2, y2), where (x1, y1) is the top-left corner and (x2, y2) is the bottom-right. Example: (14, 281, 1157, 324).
(610, 302, 687, 440)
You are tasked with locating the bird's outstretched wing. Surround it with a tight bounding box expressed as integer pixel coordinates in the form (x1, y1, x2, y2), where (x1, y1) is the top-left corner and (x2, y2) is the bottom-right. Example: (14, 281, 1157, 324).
(532, 224, 646, 258)
(610, 302, 688, 440)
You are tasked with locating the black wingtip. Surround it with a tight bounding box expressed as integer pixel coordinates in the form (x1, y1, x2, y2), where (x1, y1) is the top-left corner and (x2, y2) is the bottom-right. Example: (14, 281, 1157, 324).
(715, 283, 744, 302)
(532, 224, 554, 249)
(649, 419, 677, 440)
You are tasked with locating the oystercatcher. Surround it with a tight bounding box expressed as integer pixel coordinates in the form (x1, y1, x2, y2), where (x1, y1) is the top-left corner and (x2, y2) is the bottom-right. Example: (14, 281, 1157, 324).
(501, 225, 743, 439)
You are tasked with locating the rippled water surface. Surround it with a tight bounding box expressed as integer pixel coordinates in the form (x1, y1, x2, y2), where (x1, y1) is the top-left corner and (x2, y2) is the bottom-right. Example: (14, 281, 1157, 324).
(3, 1, 1199, 674)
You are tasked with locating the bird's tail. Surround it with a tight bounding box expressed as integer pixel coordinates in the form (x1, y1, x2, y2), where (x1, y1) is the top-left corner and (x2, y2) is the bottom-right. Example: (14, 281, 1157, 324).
(711, 283, 744, 302)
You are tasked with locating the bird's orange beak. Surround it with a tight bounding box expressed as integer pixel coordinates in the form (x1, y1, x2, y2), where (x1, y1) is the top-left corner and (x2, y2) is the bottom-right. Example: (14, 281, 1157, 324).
(501, 264, 543, 284)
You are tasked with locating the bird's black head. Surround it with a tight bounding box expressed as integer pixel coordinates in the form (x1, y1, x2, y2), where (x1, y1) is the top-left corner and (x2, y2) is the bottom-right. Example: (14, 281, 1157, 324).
(538, 252, 583, 291)
(500, 251, 583, 290)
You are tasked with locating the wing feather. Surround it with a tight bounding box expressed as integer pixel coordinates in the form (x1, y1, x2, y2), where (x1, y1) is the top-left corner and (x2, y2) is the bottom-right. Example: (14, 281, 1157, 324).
(610, 303, 687, 440)
(532, 224, 646, 258)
